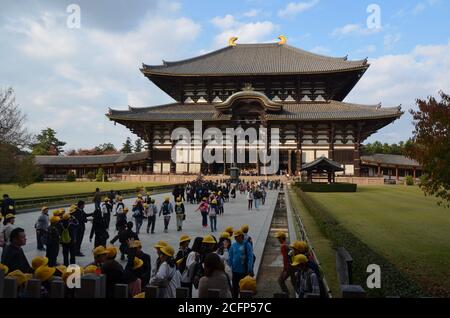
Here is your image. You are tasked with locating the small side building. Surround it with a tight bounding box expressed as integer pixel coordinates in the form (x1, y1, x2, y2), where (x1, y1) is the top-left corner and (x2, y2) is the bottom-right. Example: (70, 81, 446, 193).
(360, 154, 422, 181)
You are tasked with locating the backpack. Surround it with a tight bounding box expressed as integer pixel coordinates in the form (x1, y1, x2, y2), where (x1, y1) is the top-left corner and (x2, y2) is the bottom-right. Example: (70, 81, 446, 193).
(175, 204, 184, 214)
(61, 224, 71, 244)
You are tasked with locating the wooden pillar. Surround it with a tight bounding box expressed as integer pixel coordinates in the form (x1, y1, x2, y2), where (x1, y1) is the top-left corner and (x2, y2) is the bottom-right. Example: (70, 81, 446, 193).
(377, 164, 381, 177)
(396, 166, 399, 181)
(354, 124, 362, 177)
(287, 150, 292, 176)
(170, 140, 176, 174)
(296, 124, 302, 175)
(329, 123, 335, 160)
(413, 167, 416, 179)
(147, 139, 154, 174)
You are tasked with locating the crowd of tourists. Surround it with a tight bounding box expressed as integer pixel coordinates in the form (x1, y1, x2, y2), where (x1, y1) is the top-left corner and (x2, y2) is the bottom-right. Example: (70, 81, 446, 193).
(0, 178, 322, 298)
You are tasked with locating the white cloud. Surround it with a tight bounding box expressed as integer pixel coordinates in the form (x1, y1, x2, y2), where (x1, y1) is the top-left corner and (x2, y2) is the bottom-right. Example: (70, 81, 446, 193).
(331, 23, 381, 37)
(1, 6, 202, 149)
(243, 9, 261, 17)
(211, 14, 277, 48)
(356, 45, 377, 55)
(413, 3, 427, 15)
(384, 33, 402, 51)
(413, 0, 441, 15)
(346, 41, 450, 142)
(278, 0, 319, 18)
(310, 46, 330, 55)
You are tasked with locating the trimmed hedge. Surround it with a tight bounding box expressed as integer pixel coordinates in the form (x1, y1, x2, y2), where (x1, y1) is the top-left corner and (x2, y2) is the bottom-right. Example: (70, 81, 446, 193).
(296, 182, 357, 192)
(293, 186, 426, 297)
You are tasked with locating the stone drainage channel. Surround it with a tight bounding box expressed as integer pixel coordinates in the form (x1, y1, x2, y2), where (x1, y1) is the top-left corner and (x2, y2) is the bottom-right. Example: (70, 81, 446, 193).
(256, 191, 296, 297)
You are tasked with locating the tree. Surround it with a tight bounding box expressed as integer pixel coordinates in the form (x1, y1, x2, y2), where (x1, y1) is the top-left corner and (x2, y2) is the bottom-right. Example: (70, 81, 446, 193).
(121, 137, 133, 153)
(0, 87, 31, 148)
(405, 92, 450, 207)
(95, 143, 118, 154)
(16, 155, 44, 188)
(31, 128, 66, 155)
(134, 138, 143, 152)
(96, 167, 107, 182)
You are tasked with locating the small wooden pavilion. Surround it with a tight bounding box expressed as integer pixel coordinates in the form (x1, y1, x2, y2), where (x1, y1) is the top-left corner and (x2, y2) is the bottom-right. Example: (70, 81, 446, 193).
(301, 156, 344, 183)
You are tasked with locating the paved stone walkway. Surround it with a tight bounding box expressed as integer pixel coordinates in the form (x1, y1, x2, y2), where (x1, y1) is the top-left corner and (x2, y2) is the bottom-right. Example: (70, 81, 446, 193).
(6, 189, 279, 276)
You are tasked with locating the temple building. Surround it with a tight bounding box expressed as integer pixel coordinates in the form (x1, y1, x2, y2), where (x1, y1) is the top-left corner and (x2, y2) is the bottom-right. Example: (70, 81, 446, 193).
(38, 37, 405, 179)
(107, 37, 402, 176)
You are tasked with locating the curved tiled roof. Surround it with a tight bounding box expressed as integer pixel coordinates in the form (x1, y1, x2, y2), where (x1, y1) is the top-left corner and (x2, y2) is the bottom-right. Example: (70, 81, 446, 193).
(361, 154, 420, 167)
(107, 100, 402, 122)
(141, 43, 368, 76)
(35, 151, 148, 166)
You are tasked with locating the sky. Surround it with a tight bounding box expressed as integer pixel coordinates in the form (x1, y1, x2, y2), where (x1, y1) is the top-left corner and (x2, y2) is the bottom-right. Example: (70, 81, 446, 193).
(1, 0, 449, 151)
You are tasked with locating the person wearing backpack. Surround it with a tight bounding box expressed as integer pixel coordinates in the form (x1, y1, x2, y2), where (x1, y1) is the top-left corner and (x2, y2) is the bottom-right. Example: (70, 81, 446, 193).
(89, 208, 109, 248)
(146, 199, 157, 234)
(291, 254, 320, 298)
(208, 199, 219, 232)
(175, 235, 192, 296)
(195, 198, 209, 228)
(150, 245, 181, 298)
(110, 221, 139, 261)
(60, 213, 79, 266)
(159, 197, 173, 233)
(46, 216, 61, 266)
(275, 231, 293, 297)
(228, 230, 254, 298)
(101, 198, 112, 230)
(132, 199, 145, 235)
(174, 197, 185, 232)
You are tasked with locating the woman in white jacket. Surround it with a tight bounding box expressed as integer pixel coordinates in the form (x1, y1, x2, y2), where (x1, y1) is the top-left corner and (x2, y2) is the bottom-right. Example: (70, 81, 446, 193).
(150, 245, 181, 298)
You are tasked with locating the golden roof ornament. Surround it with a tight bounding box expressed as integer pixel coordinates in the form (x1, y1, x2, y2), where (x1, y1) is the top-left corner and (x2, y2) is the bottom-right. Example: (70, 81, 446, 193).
(242, 83, 254, 91)
(278, 35, 287, 45)
(228, 36, 238, 46)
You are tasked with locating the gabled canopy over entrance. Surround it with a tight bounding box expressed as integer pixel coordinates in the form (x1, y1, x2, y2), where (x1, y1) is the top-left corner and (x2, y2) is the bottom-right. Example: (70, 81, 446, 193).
(301, 156, 344, 183)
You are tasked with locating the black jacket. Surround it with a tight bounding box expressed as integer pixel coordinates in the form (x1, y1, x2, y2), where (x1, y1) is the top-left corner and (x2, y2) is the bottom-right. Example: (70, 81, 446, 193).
(72, 208, 88, 229)
(102, 259, 124, 298)
(1, 244, 32, 273)
(137, 251, 151, 288)
(90, 209, 109, 240)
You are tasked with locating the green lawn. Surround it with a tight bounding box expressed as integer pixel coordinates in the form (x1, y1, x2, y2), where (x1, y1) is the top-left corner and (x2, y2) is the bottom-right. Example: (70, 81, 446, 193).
(0, 182, 171, 199)
(304, 185, 450, 297)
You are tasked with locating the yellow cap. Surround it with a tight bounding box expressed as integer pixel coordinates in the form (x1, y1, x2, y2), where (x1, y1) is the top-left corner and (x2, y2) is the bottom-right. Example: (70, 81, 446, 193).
(32, 256, 49, 270)
(274, 231, 287, 239)
(220, 232, 230, 239)
(179, 235, 191, 243)
(211, 199, 217, 205)
(52, 210, 60, 217)
(202, 197, 207, 201)
(164, 196, 170, 201)
(154, 240, 168, 249)
(144, 203, 148, 208)
(8, 205, 14, 210)
(117, 196, 123, 201)
(234, 230, 244, 237)
(50, 216, 61, 224)
(55, 265, 67, 275)
(124, 207, 129, 213)
(5, 213, 15, 220)
(224, 226, 234, 234)
(160, 245, 175, 257)
(239, 275, 257, 294)
(63, 213, 71, 221)
(104, 197, 110, 202)
(69, 204, 77, 213)
(34, 266, 56, 282)
(133, 292, 145, 298)
(176, 197, 182, 202)
(176, 258, 184, 267)
(241, 224, 249, 233)
(132, 240, 142, 248)
(290, 240, 309, 253)
(202, 235, 216, 244)
(7, 270, 33, 286)
(106, 246, 118, 258)
(291, 254, 308, 267)
(59, 208, 66, 213)
(84, 265, 98, 274)
(0, 264, 9, 275)
(93, 246, 109, 257)
(41, 206, 49, 212)
(137, 194, 142, 198)
(218, 191, 222, 195)
(133, 257, 144, 270)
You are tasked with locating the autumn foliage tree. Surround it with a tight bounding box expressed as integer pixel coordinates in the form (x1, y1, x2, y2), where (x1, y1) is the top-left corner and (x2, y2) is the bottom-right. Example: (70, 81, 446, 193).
(405, 92, 450, 207)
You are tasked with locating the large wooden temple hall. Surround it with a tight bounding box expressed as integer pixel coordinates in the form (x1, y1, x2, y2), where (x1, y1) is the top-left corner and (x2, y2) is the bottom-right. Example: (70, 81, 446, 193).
(106, 36, 403, 177)
(36, 37, 408, 180)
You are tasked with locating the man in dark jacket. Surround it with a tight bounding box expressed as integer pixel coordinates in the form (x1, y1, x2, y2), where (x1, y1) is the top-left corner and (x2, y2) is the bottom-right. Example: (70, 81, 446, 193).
(1, 227, 32, 273)
(72, 200, 89, 257)
(110, 222, 139, 261)
(93, 188, 102, 210)
(102, 246, 124, 298)
(1, 194, 15, 215)
(90, 208, 109, 247)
